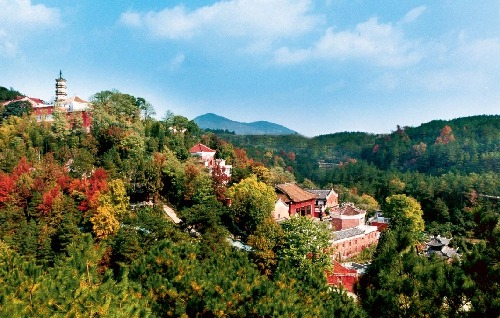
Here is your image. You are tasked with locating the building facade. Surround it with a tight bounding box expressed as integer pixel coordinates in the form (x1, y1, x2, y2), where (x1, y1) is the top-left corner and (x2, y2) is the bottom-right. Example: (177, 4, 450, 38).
(306, 188, 339, 218)
(275, 183, 317, 217)
(189, 143, 232, 178)
(330, 203, 379, 260)
(2, 72, 92, 131)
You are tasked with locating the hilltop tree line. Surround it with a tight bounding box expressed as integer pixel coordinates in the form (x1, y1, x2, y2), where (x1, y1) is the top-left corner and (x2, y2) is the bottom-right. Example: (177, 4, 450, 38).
(1, 86, 499, 316)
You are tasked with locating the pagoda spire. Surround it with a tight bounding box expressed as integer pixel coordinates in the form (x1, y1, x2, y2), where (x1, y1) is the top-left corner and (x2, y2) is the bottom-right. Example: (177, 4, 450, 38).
(55, 70, 67, 102)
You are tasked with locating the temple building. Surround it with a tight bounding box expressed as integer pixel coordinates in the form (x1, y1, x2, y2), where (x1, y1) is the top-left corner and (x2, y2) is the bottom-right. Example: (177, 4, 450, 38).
(330, 203, 379, 260)
(2, 71, 92, 131)
(189, 143, 232, 178)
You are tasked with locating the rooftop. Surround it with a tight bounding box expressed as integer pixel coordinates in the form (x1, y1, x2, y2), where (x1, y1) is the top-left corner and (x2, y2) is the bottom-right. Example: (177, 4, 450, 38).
(332, 227, 365, 240)
(275, 183, 317, 203)
(307, 189, 337, 200)
(331, 202, 366, 216)
(332, 224, 378, 241)
(189, 143, 216, 153)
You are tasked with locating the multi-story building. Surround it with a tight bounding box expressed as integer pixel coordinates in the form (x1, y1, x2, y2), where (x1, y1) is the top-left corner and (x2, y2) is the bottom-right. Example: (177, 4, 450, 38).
(189, 143, 232, 178)
(330, 203, 379, 260)
(306, 188, 339, 218)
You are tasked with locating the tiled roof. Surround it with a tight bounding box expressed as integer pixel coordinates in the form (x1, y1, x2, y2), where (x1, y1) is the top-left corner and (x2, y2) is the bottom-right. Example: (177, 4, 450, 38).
(275, 183, 317, 203)
(307, 189, 335, 200)
(3, 96, 45, 106)
(189, 143, 215, 153)
(331, 202, 365, 216)
(332, 227, 365, 240)
(65, 95, 89, 103)
(426, 235, 451, 247)
(29, 97, 45, 104)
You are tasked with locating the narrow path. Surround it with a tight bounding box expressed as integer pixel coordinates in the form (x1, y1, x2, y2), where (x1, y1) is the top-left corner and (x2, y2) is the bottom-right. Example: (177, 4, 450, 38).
(163, 205, 182, 224)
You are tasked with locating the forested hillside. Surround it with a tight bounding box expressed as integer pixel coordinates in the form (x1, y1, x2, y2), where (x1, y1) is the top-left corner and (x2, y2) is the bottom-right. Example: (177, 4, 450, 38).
(0, 90, 363, 317)
(220, 115, 500, 316)
(0, 86, 23, 102)
(1, 88, 499, 316)
(220, 115, 500, 234)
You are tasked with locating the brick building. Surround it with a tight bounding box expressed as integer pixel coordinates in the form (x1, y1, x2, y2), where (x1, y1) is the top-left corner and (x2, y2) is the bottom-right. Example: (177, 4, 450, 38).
(326, 260, 359, 293)
(306, 188, 339, 218)
(275, 183, 317, 217)
(330, 203, 379, 260)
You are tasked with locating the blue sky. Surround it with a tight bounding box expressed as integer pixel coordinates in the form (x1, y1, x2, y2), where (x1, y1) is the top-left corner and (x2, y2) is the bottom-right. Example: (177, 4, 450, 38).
(1, 0, 499, 137)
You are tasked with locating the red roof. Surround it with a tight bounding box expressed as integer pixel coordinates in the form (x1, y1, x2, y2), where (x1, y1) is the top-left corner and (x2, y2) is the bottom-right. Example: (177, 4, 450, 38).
(3, 96, 45, 106)
(29, 97, 45, 104)
(331, 203, 365, 216)
(189, 143, 215, 153)
(326, 261, 358, 293)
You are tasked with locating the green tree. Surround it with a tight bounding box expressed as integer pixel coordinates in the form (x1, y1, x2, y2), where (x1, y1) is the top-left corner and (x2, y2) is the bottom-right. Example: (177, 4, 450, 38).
(0, 86, 23, 102)
(160, 147, 185, 207)
(278, 216, 333, 275)
(384, 194, 424, 250)
(135, 97, 155, 120)
(0, 100, 32, 122)
(0, 236, 151, 317)
(227, 175, 276, 239)
(91, 90, 140, 123)
(51, 109, 69, 144)
(247, 217, 284, 275)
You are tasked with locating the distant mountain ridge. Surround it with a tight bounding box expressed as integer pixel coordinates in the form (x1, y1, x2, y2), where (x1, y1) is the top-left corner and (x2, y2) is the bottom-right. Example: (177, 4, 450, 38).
(193, 113, 297, 135)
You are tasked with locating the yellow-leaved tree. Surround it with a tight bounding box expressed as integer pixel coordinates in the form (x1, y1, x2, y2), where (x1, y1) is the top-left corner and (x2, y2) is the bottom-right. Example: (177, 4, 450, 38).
(90, 179, 129, 239)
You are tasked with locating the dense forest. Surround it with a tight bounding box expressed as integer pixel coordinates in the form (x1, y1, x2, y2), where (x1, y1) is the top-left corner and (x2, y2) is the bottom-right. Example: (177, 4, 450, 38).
(0, 87, 499, 317)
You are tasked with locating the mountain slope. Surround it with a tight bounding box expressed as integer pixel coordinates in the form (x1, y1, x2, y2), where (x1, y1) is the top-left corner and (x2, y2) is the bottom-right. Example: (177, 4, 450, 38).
(193, 113, 297, 135)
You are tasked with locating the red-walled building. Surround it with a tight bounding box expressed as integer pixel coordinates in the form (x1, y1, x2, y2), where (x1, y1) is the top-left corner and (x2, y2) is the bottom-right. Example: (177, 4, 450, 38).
(306, 188, 339, 218)
(330, 203, 379, 260)
(2, 73, 92, 131)
(368, 212, 390, 232)
(275, 183, 317, 217)
(189, 143, 216, 167)
(326, 260, 359, 293)
(331, 227, 379, 260)
(331, 203, 367, 231)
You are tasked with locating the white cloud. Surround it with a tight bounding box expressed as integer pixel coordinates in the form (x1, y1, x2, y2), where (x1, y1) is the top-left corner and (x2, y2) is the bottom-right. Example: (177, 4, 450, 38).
(0, 0, 61, 57)
(275, 16, 423, 67)
(458, 37, 500, 64)
(120, 0, 321, 44)
(274, 47, 312, 64)
(0, 30, 17, 57)
(120, 11, 142, 28)
(0, 0, 61, 27)
(169, 53, 185, 71)
(400, 6, 426, 24)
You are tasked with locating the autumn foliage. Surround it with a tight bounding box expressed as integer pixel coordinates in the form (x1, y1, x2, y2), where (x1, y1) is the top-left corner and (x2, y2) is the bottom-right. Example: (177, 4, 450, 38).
(70, 167, 108, 212)
(435, 125, 455, 144)
(37, 185, 61, 216)
(0, 172, 14, 204)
